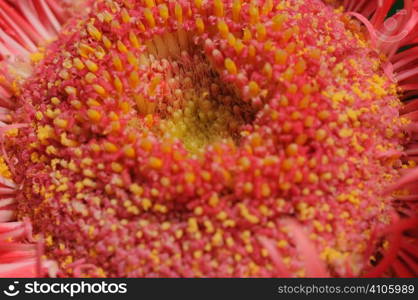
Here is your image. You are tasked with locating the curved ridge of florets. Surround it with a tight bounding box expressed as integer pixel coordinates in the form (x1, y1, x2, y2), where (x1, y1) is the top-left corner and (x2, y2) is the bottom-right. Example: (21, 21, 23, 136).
(0, 0, 413, 277)
(340, 0, 418, 278)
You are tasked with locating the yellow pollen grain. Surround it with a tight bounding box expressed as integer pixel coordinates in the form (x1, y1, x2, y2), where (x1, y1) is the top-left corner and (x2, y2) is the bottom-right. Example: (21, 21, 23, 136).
(61, 64, 72, 74)
(339, 128, 353, 138)
(0, 156, 11, 178)
(113, 76, 123, 93)
(217, 20, 229, 38)
(127, 51, 139, 68)
(129, 71, 140, 88)
(149, 157, 163, 169)
(185, 172, 196, 183)
(83, 169, 95, 178)
(87, 109, 102, 123)
(286, 143, 298, 156)
(262, 0, 273, 15)
(87, 24, 102, 41)
(225, 58, 237, 75)
(85, 72, 97, 83)
(122, 145, 134, 158)
(281, 158, 293, 171)
(159, 4, 169, 21)
(308, 173, 319, 184)
(46, 145, 58, 155)
(112, 55, 124, 71)
(315, 129, 327, 141)
(248, 44, 256, 58)
(87, 98, 100, 107)
(121, 8, 131, 23)
(129, 31, 141, 49)
(256, 23, 266, 41)
(149, 75, 162, 93)
(54, 118, 68, 129)
(35, 111, 43, 120)
(272, 14, 287, 31)
(263, 63, 272, 78)
(249, 4, 259, 24)
(275, 49, 288, 64)
(195, 17, 205, 33)
(84, 59, 99, 73)
(79, 43, 95, 57)
(93, 84, 107, 96)
(144, 0, 155, 8)
(295, 59, 307, 75)
(30, 52, 44, 63)
(104, 142, 118, 153)
(102, 35, 112, 49)
(111, 162, 123, 173)
(144, 8, 155, 28)
(142, 198, 152, 211)
(50, 97, 60, 106)
(117, 40, 128, 53)
(277, 240, 288, 248)
(214, 0, 224, 17)
(129, 183, 144, 196)
(209, 194, 219, 207)
(248, 81, 260, 97)
(261, 183, 271, 197)
(232, 0, 241, 21)
(194, 0, 203, 9)
(283, 68, 294, 81)
(175, 3, 183, 24)
(318, 110, 330, 120)
(73, 58, 85, 70)
(65, 86, 77, 95)
(234, 39, 244, 54)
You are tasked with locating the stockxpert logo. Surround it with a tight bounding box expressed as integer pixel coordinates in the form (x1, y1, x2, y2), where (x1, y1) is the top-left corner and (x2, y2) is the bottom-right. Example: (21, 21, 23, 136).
(3, 281, 20, 297)
(3, 281, 127, 297)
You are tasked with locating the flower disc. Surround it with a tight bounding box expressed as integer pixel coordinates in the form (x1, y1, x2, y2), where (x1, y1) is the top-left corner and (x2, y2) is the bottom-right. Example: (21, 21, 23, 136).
(3, 0, 409, 277)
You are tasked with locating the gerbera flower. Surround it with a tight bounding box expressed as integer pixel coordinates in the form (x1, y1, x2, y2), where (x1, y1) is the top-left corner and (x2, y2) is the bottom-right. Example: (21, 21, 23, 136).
(0, 0, 417, 278)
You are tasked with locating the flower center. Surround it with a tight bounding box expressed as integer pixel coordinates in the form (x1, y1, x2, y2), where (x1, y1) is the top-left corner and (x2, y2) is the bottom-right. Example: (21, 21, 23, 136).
(139, 32, 254, 155)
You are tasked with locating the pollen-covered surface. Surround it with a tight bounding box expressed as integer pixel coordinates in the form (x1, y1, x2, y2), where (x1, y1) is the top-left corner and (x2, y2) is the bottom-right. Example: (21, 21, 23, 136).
(5, 0, 407, 277)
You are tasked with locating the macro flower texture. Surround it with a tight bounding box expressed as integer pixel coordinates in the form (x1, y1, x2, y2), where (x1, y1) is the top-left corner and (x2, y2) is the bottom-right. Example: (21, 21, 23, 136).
(0, 0, 418, 278)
